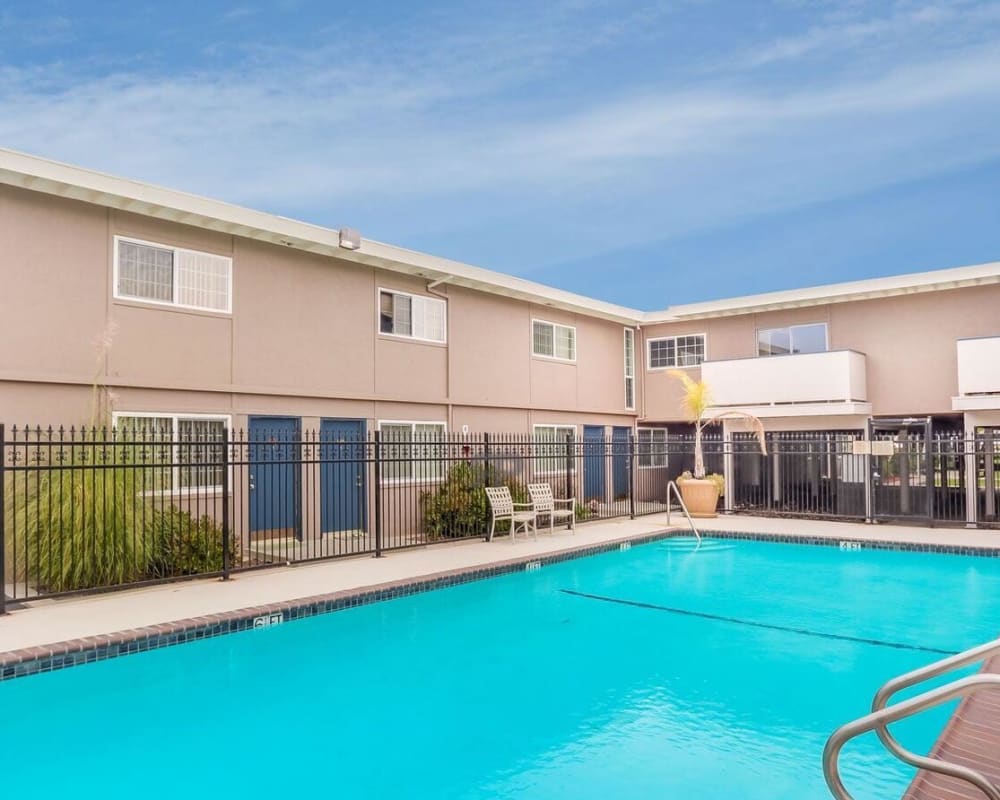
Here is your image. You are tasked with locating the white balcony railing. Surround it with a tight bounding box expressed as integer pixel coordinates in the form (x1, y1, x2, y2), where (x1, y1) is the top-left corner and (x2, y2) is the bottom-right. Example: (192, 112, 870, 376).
(953, 337, 1000, 412)
(701, 350, 869, 416)
(957, 337, 1000, 396)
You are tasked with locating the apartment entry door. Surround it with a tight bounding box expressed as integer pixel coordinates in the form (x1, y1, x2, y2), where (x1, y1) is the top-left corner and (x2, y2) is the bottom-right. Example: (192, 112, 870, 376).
(583, 426, 606, 503)
(320, 418, 367, 534)
(868, 417, 932, 523)
(249, 416, 301, 539)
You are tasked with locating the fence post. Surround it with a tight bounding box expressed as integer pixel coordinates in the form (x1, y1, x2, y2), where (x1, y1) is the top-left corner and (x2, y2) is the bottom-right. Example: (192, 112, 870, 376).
(628, 431, 636, 520)
(373, 431, 383, 558)
(482, 433, 491, 540)
(565, 432, 575, 506)
(0, 424, 5, 616)
(865, 417, 874, 523)
(221, 426, 231, 581)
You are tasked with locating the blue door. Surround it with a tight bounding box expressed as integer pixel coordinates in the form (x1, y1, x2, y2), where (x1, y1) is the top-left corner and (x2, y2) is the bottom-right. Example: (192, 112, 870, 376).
(583, 426, 606, 502)
(320, 419, 367, 533)
(612, 426, 630, 500)
(249, 416, 300, 538)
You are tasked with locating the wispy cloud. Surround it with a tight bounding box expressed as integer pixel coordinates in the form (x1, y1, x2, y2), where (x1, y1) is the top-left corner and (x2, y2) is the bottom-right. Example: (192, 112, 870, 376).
(726, 1, 1000, 70)
(0, 0, 998, 276)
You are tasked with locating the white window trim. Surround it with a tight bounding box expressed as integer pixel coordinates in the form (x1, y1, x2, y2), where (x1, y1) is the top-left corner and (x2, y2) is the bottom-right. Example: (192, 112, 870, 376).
(531, 318, 577, 363)
(112, 411, 232, 494)
(376, 287, 448, 345)
(624, 328, 636, 411)
(636, 427, 668, 469)
(646, 333, 708, 371)
(532, 423, 577, 475)
(112, 235, 233, 314)
(756, 322, 830, 357)
(376, 419, 448, 484)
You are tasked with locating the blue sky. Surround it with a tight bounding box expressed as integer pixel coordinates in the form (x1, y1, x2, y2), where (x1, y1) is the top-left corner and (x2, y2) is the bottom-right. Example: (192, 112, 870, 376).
(2, 1, 999, 309)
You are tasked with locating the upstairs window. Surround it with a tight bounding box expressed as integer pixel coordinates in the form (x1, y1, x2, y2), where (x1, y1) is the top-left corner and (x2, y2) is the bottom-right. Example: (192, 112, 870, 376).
(115, 237, 232, 313)
(757, 323, 828, 356)
(532, 320, 576, 361)
(624, 329, 636, 410)
(648, 334, 705, 369)
(379, 289, 447, 343)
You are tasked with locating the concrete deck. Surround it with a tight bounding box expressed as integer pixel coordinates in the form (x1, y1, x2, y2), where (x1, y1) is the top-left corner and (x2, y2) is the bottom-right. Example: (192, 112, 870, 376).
(2, 513, 998, 656)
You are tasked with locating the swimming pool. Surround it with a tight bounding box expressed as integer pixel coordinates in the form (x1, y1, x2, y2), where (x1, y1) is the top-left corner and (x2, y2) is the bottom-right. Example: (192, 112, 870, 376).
(2, 535, 998, 799)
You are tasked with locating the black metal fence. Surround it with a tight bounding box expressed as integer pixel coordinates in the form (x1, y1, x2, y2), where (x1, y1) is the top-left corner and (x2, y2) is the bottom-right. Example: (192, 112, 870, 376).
(0, 425, 670, 608)
(3, 424, 998, 610)
(667, 430, 1000, 526)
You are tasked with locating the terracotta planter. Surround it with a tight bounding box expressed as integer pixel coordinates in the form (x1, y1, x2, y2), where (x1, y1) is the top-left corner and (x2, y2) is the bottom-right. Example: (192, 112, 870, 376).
(678, 478, 721, 518)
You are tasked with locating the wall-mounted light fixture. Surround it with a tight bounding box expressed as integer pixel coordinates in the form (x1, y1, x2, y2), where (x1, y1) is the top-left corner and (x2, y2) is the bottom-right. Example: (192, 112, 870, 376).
(339, 228, 361, 250)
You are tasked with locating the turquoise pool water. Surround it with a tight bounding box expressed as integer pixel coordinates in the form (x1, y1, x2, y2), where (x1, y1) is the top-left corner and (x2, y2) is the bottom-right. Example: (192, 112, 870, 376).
(2, 536, 999, 799)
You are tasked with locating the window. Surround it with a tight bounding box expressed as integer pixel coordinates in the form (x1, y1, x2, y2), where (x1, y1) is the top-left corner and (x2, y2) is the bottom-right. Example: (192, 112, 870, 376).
(533, 424, 576, 474)
(379, 289, 447, 343)
(113, 413, 229, 491)
(114, 237, 232, 313)
(532, 320, 576, 361)
(757, 323, 828, 356)
(378, 421, 447, 481)
(648, 334, 706, 369)
(624, 329, 635, 410)
(637, 428, 667, 468)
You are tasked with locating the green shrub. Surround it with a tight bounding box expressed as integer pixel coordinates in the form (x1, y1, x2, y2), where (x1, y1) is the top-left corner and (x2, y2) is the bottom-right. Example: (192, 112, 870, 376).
(421, 462, 528, 540)
(146, 509, 235, 577)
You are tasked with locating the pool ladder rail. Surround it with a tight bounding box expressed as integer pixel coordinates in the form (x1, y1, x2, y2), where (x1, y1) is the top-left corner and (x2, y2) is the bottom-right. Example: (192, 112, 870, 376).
(665, 481, 701, 545)
(823, 637, 1000, 800)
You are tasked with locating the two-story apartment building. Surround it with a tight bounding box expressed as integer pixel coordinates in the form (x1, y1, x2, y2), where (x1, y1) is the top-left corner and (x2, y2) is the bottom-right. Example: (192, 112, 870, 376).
(1, 147, 999, 528)
(640, 268, 1000, 432)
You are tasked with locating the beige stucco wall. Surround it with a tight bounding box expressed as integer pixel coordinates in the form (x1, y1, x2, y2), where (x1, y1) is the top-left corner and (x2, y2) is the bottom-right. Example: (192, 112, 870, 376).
(642, 285, 1000, 425)
(5, 183, 998, 435)
(0, 185, 636, 431)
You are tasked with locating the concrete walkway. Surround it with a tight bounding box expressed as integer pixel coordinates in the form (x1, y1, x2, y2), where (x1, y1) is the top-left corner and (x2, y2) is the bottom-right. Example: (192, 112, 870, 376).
(1, 513, 998, 656)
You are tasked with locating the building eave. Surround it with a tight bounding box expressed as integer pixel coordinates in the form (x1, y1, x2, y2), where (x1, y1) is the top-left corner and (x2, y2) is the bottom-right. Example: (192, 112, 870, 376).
(0, 148, 640, 325)
(2, 146, 998, 327)
(641, 264, 1000, 323)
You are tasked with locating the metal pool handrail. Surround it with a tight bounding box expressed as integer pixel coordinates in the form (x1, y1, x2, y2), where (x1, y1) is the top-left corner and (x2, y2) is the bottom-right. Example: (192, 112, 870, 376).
(868, 638, 1000, 800)
(665, 481, 701, 544)
(823, 671, 1000, 800)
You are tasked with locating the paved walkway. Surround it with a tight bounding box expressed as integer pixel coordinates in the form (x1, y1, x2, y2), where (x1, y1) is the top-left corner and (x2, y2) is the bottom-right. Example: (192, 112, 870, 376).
(2, 513, 997, 656)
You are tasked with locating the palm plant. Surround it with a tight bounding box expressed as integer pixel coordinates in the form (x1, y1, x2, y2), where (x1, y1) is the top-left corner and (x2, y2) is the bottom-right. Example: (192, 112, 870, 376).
(669, 370, 767, 478)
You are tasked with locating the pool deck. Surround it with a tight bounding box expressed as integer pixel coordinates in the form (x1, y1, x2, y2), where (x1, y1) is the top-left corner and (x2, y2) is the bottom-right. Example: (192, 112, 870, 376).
(3, 513, 1000, 799)
(3, 514, 999, 658)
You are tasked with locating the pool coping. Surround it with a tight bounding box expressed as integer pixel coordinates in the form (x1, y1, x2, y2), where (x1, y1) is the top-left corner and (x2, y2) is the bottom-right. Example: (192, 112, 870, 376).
(4, 527, 1000, 682)
(0, 527, 682, 681)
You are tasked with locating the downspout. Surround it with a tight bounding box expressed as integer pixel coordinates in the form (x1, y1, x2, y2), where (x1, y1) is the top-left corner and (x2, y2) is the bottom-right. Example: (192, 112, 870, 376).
(427, 275, 454, 431)
(636, 324, 647, 423)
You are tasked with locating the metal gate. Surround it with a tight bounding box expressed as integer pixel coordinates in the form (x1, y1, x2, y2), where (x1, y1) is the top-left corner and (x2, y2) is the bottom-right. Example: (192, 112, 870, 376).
(977, 428, 1000, 527)
(868, 417, 932, 524)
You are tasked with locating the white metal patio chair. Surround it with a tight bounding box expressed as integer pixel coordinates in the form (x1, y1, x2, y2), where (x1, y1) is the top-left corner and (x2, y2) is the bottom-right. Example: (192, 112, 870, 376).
(485, 486, 537, 543)
(527, 483, 576, 535)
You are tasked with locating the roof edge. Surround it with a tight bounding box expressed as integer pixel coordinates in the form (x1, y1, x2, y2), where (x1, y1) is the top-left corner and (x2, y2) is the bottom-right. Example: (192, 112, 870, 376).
(1, 147, 997, 326)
